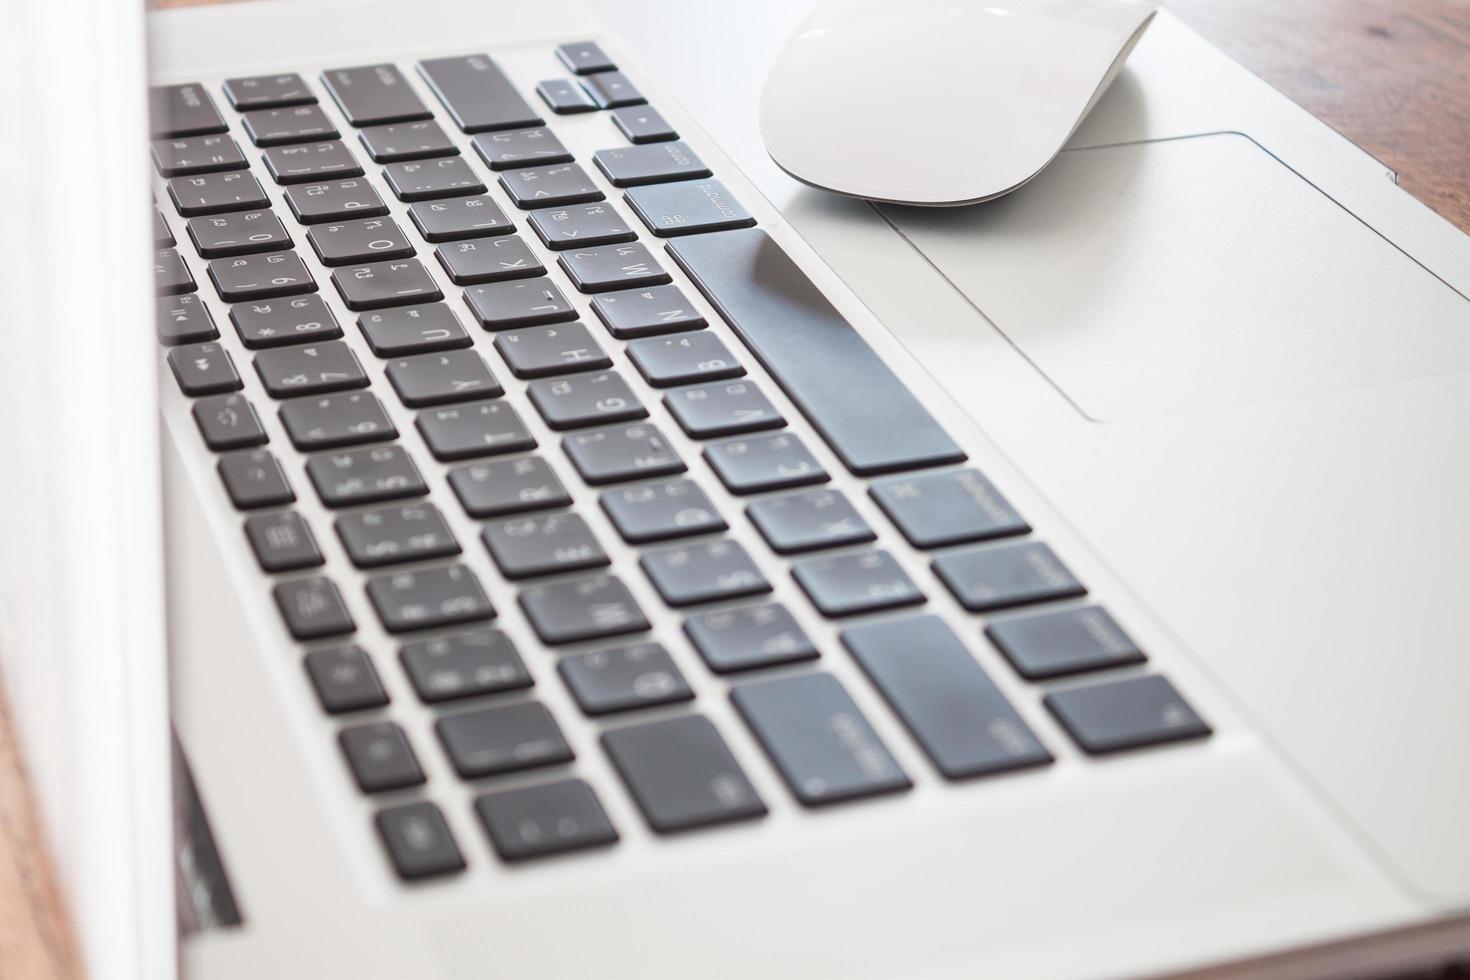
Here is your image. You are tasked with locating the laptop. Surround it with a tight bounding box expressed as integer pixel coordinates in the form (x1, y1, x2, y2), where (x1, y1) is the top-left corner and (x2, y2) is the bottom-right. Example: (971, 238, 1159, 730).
(3, 0, 1468, 976)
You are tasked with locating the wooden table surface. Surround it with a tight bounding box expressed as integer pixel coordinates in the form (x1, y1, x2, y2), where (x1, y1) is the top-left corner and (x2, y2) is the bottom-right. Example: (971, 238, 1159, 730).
(2, 3, 1467, 978)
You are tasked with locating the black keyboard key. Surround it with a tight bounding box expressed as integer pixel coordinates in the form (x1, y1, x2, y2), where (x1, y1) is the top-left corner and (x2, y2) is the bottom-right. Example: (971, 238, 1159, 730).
(367, 563, 495, 633)
(340, 721, 423, 792)
(187, 209, 293, 259)
(518, 574, 649, 645)
(387, 349, 501, 407)
(418, 54, 543, 133)
(733, 672, 910, 806)
(793, 550, 925, 617)
(435, 236, 544, 286)
(408, 195, 514, 242)
(870, 469, 1029, 548)
(359, 120, 458, 163)
(934, 541, 1086, 612)
(231, 295, 342, 349)
(253, 340, 368, 398)
(684, 603, 817, 674)
(436, 701, 572, 778)
(986, 606, 1146, 680)
(1044, 675, 1211, 755)
(157, 294, 217, 345)
(593, 142, 709, 187)
(590, 284, 706, 339)
(400, 629, 531, 703)
(149, 84, 227, 138)
(556, 41, 616, 75)
(602, 715, 766, 834)
(628, 331, 743, 387)
(208, 251, 316, 303)
(463, 277, 574, 330)
(611, 105, 677, 144)
(668, 229, 966, 475)
(528, 202, 637, 251)
(703, 431, 827, 495)
(498, 163, 603, 209)
(243, 510, 323, 572)
(580, 71, 644, 109)
(262, 140, 363, 184)
(558, 642, 693, 716)
(376, 802, 465, 880)
(559, 242, 670, 293)
(218, 448, 294, 509)
(535, 78, 597, 114)
(448, 456, 571, 518)
(307, 216, 413, 266)
(153, 209, 175, 247)
(641, 539, 770, 607)
(562, 422, 685, 485)
(305, 444, 428, 507)
(151, 134, 247, 177)
(337, 501, 460, 568)
(844, 615, 1053, 779)
(600, 478, 725, 543)
(154, 248, 197, 295)
(358, 304, 471, 356)
(279, 391, 397, 450)
(283, 178, 389, 225)
(273, 574, 353, 639)
(494, 321, 611, 379)
(168, 172, 270, 217)
(747, 488, 875, 554)
(304, 644, 388, 713)
(664, 379, 783, 438)
(472, 127, 573, 171)
(528, 371, 646, 430)
(192, 392, 267, 450)
(321, 64, 432, 126)
(331, 258, 442, 311)
(222, 73, 314, 111)
(168, 341, 241, 395)
(625, 179, 756, 237)
(475, 779, 617, 861)
(241, 104, 338, 147)
(415, 400, 535, 460)
(483, 512, 608, 579)
(384, 157, 486, 202)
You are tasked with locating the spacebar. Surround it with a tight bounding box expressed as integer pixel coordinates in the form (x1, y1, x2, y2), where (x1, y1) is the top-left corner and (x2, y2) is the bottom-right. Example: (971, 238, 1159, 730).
(665, 229, 965, 475)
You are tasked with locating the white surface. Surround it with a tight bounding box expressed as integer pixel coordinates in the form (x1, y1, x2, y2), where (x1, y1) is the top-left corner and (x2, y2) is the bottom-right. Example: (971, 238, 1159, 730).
(0, 0, 175, 977)
(759, 0, 1158, 204)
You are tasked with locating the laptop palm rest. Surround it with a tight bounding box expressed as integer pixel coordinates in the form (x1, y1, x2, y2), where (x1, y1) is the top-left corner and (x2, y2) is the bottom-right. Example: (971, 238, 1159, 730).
(881, 132, 1470, 423)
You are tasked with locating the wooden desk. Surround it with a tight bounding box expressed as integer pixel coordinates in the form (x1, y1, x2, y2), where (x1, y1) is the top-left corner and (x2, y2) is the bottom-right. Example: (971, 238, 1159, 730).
(2, 3, 1467, 977)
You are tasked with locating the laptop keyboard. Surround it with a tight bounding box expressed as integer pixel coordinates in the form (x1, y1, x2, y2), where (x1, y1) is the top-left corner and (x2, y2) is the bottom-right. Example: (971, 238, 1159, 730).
(150, 45, 1212, 882)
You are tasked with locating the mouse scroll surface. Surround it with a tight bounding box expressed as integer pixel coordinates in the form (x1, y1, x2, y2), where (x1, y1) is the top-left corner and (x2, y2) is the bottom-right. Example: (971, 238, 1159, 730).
(759, 0, 1159, 205)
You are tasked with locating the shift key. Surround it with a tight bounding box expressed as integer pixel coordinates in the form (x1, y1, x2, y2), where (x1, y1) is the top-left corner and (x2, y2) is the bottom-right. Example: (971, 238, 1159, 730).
(418, 55, 543, 133)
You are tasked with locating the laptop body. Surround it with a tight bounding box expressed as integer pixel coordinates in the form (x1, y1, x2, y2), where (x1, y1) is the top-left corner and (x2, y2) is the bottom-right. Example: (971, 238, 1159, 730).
(6, 0, 1469, 976)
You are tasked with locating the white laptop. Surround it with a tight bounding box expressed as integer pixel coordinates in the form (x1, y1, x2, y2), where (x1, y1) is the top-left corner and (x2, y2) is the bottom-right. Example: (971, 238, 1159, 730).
(3, 0, 1468, 978)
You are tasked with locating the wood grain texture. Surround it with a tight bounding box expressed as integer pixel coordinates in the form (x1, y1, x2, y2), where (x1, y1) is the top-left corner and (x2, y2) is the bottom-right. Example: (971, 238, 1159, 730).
(0, 2, 1466, 976)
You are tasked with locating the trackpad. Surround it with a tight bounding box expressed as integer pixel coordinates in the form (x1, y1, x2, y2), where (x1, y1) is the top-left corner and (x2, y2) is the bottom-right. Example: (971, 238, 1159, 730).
(882, 132, 1470, 421)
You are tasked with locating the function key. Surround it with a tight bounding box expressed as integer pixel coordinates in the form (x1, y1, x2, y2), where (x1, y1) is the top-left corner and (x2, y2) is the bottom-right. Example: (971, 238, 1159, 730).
(376, 802, 465, 880)
(985, 606, 1145, 680)
(365, 563, 495, 633)
(1044, 675, 1211, 755)
(330, 258, 442, 311)
(463, 277, 574, 331)
(792, 549, 925, 617)
(167, 341, 240, 396)
(435, 701, 573, 778)
(399, 629, 531, 704)
(358, 120, 458, 163)
(435, 236, 545, 286)
(625, 179, 756, 237)
(417, 54, 543, 134)
(746, 488, 876, 554)
(339, 721, 423, 792)
(590, 284, 706, 339)
(933, 541, 1086, 612)
(561, 421, 685, 485)
(230, 294, 342, 350)
(684, 603, 817, 674)
(383, 157, 485, 202)
(601, 715, 766, 834)
(154, 248, 196, 296)
(640, 539, 770, 607)
(358, 303, 472, 356)
(153, 209, 175, 248)
(732, 672, 910, 806)
(472, 127, 573, 171)
(528, 202, 636, 251)
(447, 456, 572, 518)
(518, 574, 649, 645)
(262, 140, 363, 184)
(415, 400, 535, 461)
(321, 64, 432, 127)
(593, 142, 710, 187)
(599, 478, 726, 543)
(475, 780, 618, 862)
(222, 73, 316, 111)
(558, 242, 670, 293)
(482, 512, 608, 579)
(208, 251, 316, 303)
(536, 79, 597, 115)
(557, 642, 693, 716)
(167, 172, 270, 217)
(241, 104, 339, 147)
(498, 162, 604, 209)
(283, 178, 389, 225)
(307, 216, 414, 267)
(218, 449, 294, 510)
(663, 379, 784, 439)
(336, 501, 460, 568)
(272, 574, 353, 639)
(385, 349, 502, 407)
(151, 134, 247, 177)
(186, 209, 292, 259)
(157, 293, 218, 346)
(278, 391, 397, 451)
(192, 392, 267, 450)
(556, 41, 616, 76)
(527, 371, 646, 430)
(408, 195, 514, 243)
(869, 469, 1029, 548)
(148, 84, 227, 138)
(304, 443, 428, 508)
(243, 510, 324, 573)
(611, 105, 677, 144)
(580, 71, 644, 109)
(304, 644, 387, 714)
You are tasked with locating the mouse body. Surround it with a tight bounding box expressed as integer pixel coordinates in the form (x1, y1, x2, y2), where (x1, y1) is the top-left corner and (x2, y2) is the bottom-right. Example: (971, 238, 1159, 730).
(759, 0, 1160, 205)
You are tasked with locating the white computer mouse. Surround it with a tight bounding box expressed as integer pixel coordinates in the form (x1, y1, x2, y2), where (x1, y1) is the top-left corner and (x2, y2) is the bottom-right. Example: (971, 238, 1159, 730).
(759, 0, 1160, 205)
